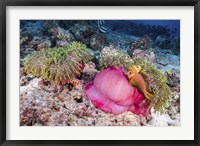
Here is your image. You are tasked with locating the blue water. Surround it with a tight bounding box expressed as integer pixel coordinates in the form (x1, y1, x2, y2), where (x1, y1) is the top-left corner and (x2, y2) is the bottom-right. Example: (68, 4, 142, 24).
(134, 20, 180, 37)
(102, 20, 180, 38)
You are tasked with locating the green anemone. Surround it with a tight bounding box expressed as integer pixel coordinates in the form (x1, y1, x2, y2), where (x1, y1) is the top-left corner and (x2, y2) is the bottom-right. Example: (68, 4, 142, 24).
(133, 57, 172, 113)
(24, 41, 92, 83)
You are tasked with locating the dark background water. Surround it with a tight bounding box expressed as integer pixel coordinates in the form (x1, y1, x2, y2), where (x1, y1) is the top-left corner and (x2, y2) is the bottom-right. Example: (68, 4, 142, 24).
(104, 20, 180, 38)
(133, 20, 180, 37)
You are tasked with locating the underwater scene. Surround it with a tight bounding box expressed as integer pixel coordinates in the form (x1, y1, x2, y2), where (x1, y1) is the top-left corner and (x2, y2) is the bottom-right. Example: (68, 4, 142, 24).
(20, 20, 180, 126)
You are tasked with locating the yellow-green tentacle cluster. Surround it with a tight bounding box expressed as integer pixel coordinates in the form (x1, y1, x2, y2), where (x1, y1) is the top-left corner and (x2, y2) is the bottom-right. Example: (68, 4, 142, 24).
(133, 58, 172, 113)
(24, 41, 92, 83)
(99, 46, 134, 70)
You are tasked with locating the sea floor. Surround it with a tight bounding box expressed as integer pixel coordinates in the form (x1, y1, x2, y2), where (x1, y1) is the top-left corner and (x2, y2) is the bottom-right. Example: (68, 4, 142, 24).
(20, 30, 180, 126)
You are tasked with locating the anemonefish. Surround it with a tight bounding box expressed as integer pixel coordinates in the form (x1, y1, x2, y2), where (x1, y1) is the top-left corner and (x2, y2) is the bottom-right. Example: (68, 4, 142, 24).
(127, 65, 154, 100)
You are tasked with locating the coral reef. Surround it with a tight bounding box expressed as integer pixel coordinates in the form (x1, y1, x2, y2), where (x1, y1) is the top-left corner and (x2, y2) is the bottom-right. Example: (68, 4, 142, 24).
(133, 58, 172, 113)
(53, 27, 75, 47)
(99, 46, 134, 70)
(32, 37, 52, 50)
(165, 70, 180, 88)
(69, 23, 96, 45)
(133, 35, 151, 50)
(155, 35, 180, 55)
(82, 62, 98, 75)
(131, 49, 156, 63)
(90, 33, 108, 51)
(20, 20, 180, 126)
(41, 24, 76, 48)
(106, 31, 138, 51)
(127, 35, 153, 57)
(36, 42, 48, 51)
(20, 75, 32, 86)
(24, 42, 92, 83)
(20, 20, 45, 36)
(155, 49, 180, 74)
(147, 113, 180, 126)
(155, 35, 168, 48)
(20, 35, 30, 46)
(57, 20, 96, 30)
(20, 77, 147, 126)
(20, 75, 180, 126)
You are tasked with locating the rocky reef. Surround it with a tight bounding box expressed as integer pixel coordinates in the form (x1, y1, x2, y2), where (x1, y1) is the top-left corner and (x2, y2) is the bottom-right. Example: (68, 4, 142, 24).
(20, 20, 180, 126)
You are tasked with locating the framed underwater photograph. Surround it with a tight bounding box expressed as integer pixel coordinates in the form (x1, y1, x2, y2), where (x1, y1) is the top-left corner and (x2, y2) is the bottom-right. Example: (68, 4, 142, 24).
(0, 0, 199, 146)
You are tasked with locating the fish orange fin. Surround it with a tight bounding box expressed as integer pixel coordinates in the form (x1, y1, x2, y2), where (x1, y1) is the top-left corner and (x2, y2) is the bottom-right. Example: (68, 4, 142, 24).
(144, 91, 154, 100)
(129, 80, 137, 86)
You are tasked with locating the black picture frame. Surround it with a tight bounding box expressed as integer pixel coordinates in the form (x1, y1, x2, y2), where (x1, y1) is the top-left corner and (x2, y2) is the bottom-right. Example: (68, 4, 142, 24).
(0, 0, 199, 146)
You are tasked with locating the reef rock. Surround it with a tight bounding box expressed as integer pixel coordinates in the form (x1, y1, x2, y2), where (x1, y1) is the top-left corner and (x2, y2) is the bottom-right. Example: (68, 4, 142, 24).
(90, 33, 109, 51)
(155, 35, 180, 55)
(69, 23, 96, 45)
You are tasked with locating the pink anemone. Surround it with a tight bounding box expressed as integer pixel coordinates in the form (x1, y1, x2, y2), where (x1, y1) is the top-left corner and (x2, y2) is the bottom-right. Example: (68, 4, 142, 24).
(85, 67, 150, 116)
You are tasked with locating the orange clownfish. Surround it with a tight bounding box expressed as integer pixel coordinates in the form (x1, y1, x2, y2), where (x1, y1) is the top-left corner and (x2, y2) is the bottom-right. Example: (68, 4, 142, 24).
(127, 65, 153, 100)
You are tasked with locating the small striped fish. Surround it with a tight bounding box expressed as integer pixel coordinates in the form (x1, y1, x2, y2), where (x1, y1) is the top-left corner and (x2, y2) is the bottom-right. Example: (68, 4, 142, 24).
(97, 20, 108, 33)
